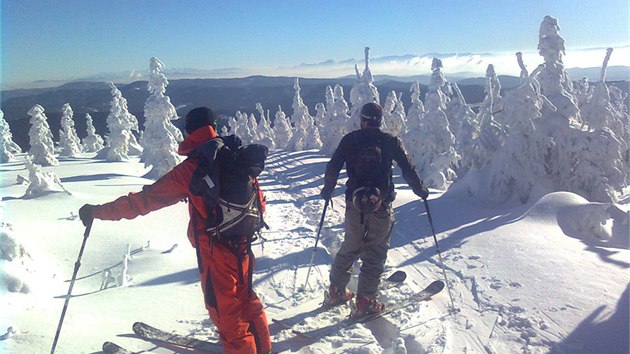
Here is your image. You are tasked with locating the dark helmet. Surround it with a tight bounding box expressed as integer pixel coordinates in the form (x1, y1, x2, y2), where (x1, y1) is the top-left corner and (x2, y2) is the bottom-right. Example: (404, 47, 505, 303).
(185, 107, 217, 134)
(352, 186, 383, 213)
(359, 102, 383, 127)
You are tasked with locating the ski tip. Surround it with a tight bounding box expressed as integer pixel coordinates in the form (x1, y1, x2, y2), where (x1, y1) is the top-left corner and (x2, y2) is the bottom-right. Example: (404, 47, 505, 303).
(386, 270, 406, 283)
(428, 280, 445, 293)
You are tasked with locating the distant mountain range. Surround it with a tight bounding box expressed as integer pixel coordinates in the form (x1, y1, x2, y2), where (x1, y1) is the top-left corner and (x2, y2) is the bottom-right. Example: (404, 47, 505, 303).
(2, 74, 628, 151)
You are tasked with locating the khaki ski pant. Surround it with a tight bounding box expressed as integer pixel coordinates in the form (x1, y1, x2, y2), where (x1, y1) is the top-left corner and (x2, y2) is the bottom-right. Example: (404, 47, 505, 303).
(330, 203, 394, 297)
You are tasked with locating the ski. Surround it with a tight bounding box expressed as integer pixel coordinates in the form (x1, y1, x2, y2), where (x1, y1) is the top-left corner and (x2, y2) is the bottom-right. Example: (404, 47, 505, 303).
(102, 341, 134, 354)
(290, 280, 444, 340)
(272, 270, 407, 329)
(132, 321, 222, 353)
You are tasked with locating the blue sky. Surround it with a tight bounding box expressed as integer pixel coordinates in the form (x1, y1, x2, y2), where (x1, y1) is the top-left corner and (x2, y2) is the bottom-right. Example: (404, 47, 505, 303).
(2, 0, 629, 88)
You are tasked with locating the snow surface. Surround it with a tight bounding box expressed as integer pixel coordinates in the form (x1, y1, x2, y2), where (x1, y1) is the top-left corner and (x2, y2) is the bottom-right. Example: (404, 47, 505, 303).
(0, 150, 628, 354)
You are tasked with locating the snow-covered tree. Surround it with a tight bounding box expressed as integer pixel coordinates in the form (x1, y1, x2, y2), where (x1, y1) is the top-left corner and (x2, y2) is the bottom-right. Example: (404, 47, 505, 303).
(484, 65, 506, 127)
(287, 78, 321, 150)
(82, 113, 105, 152)
(140, 57, 183, 179)
(255, 103, 276, 149)
(272, 106, 292, 150)
(348, 47, 380, 132)
(402, 81, 425, 159)
(486, 58, 550, 202)
(235, 111, 254, 144)
(470, 67, 509, 171)
(318, 85, 336, 147)
(537, 15, 579, 124)
(99, 83, 134, 161)
(247, 113, 261, 143)
(27, 105, 58, 166)
(0, 110, 22, 163)
(23, 156, 64, 198)
(411, 58, 459, 189)
(567, 48, 629, 201)
(322, 84, 351, 155)
(448, 83, 479, 178)
(383, 91, 406, 136)
(58, 103, 83, 157)
(314, 102, 326, 140)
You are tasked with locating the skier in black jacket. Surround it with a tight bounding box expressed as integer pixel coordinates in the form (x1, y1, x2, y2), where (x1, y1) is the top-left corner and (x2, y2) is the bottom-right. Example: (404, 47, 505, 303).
(320, 102, 429, 316)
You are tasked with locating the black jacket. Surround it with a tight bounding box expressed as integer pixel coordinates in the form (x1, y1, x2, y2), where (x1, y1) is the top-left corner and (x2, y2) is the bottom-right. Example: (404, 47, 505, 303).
(323, 128, 424, 202)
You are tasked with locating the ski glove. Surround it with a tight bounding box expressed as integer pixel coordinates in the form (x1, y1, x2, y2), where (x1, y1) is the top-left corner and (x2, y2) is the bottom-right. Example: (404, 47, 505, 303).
(412, 183, 430, 200)
(320, 185, 334, 201)
(79, 204, 97, 227)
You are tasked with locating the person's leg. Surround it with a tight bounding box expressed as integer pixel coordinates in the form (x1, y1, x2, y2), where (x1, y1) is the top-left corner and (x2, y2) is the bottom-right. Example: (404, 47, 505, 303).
(329, 204, 365, 289)
(357, 205, 394, 297)
(239, 253, 272, 353)
(198, 242, 258, 354)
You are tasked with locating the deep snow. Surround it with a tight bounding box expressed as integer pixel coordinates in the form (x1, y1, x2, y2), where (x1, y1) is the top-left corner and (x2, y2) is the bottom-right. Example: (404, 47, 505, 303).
(0, 150, 628, 354)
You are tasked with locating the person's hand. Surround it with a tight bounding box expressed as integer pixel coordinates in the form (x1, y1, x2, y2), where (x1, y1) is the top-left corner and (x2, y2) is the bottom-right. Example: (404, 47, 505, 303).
(320, 185, 334, 201)
(79, 204, 96, 227)
(413, 183, 430, 200)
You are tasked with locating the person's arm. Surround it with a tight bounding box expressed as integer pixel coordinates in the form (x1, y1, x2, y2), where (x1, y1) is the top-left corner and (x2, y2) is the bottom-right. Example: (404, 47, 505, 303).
(92, 161, 194, 221)
(391, 137, 429, 199)
(320, 136, 348, 199)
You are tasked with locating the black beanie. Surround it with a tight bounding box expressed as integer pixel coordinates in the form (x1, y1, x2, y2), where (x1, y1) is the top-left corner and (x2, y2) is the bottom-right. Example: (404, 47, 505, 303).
(185, 107, 216, 134)
(360, 102, 383, 127)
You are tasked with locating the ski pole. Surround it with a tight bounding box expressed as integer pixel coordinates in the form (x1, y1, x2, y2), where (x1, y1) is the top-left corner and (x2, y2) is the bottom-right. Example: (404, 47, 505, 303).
(50, 219, 93, 354)
(302, 198, 329, 291)
(423, 199, 458, 313)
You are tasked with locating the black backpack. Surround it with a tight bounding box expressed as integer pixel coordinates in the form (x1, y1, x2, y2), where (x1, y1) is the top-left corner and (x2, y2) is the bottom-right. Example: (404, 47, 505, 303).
(189, 135, 268, 243)
(352, 134, 389, 192)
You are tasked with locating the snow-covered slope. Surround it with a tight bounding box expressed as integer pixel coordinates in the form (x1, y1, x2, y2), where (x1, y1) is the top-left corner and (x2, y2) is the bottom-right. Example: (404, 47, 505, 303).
(0, 150, 628, 353)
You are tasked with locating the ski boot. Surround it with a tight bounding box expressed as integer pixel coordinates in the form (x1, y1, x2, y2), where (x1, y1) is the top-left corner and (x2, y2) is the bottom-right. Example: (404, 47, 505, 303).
(351, 294, 385, 318)
(324, 285, 354, 307)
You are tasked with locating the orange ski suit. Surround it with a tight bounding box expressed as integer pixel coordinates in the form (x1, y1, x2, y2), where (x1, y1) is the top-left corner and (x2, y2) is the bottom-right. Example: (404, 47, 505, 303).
(92, 126, 272, 354)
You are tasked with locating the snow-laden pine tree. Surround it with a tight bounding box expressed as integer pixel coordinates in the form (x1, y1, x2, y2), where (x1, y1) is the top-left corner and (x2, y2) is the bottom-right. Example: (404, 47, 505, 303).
(99, 83, 134, 161)
(287, 78, 322, 150)
(235, 111, 254, 144)
(272, 105, 293, 150)
(0, 110, 22, 163)
(469, 67, 508, 171)
(575, 77, 594, 112)
(27, 105, 58, 166)
(448, 83, 479, 178)
(322, 84, 351, 156)
(381, 91, 398, 135)
(23, 156, 63, 198)
(226, 116, 238, 135)
(484, 65, 506, 127)
(534, 16, 584, 191)
(140, 57, 183, 179)
(402, 81, 425, 162)
(82, 113, 105, 152)
(58, 103, 83, 157)
(319, 85, 336, 147)
(567, 48, 629, 201)
(255, 103, 276, 149)
(383, 91, 407, 136)
(348, 47, 380, 133)
(314, 102, 326, 142)
(104, 84, 142, 156)
(411, 58, 459, 189)
(247, 113, 261, 144)
(486, 59, 550, 202)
